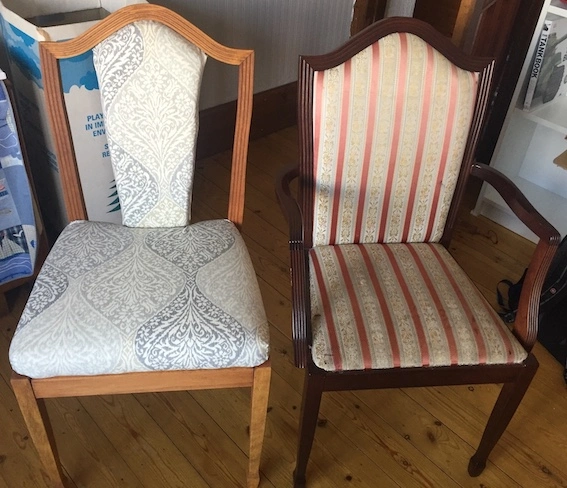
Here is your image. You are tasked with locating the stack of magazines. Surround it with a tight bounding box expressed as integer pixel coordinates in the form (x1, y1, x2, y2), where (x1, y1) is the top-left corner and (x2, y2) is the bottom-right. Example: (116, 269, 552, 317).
(524, 17, 567, 111)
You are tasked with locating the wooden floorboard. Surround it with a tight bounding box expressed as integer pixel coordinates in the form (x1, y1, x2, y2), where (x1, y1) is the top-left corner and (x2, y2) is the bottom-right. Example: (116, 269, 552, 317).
(1, 126, 566, 487)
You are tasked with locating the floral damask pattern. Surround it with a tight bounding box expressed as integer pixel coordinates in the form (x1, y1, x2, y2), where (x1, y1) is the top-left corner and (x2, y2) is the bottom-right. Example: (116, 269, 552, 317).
(9, 220, 269, 378)
(93, 21, 207, 228)
(17, 264, 68, 328)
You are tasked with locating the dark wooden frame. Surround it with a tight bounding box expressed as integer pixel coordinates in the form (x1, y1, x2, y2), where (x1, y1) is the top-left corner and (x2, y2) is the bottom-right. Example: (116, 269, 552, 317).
(11, 5, 271, 488)
(276, 17, 559, 487)
(476, 0, 546, 164)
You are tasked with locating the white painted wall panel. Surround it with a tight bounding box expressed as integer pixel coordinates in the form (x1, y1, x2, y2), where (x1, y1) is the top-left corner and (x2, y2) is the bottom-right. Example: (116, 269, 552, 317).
(154, 0, 353, 108)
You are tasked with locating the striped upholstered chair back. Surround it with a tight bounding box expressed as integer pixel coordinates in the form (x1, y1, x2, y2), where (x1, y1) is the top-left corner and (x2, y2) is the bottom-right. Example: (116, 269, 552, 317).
(277, 18, 559, 486)
(300, 27, 492, 247)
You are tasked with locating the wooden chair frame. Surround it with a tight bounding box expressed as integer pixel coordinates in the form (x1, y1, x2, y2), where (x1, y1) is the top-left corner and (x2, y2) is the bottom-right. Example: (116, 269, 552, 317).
(276, 17, 559, 487)
(11, 5, 271, 488)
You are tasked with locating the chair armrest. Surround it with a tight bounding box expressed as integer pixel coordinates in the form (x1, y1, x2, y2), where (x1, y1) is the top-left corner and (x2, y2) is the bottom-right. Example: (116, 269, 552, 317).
(471, 163, 560, 350)
(275, 164, 311, 368)
(471, 163, 558, 241)
(275, 164, 302, 244)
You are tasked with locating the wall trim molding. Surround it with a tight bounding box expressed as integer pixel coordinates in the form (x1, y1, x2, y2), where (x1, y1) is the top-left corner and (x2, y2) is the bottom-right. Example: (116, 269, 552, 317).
(197, 81, 297, 159)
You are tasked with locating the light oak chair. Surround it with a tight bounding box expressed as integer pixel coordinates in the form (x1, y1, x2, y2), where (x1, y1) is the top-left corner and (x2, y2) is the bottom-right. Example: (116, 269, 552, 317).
(276, 17, 558, 487)
(8, 5, 270, 488)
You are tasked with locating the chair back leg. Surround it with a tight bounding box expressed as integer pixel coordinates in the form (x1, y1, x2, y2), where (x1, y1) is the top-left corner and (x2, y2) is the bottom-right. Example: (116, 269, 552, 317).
(11, 374, 67, 487)
(248, 361, 272, 488)
(293, 372, 325, 488)
(469, 354, 539, 476)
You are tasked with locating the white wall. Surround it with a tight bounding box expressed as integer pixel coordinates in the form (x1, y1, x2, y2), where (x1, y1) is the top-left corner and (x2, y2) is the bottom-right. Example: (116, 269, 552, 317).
(153, 0, 353, 108)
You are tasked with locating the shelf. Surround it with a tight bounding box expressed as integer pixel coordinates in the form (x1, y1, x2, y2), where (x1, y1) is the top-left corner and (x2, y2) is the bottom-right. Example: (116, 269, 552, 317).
(549, 0, 567, 18)
(516, 96, 567, 133)
(476, 0, 567, 241)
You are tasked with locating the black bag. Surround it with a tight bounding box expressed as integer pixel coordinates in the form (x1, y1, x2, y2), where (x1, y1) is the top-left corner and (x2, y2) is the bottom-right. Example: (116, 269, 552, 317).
(497, 234, 567, 321)
(496, 269, 527, 324)
(540, 234, 567, 313)
(497, 234, 567, 382)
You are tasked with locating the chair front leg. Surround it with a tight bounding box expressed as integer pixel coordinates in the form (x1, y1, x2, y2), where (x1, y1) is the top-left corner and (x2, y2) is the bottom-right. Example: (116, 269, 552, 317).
(468, 354, 539, 476)
(11, 373, 67, 488)
(248, 361, 271, 488)
(294, 371, 325, 488)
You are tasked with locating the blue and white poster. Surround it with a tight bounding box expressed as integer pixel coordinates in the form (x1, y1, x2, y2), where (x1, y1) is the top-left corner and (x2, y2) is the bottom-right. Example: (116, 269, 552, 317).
(0, 1, 145, 231)
(0, 79, 37, 284)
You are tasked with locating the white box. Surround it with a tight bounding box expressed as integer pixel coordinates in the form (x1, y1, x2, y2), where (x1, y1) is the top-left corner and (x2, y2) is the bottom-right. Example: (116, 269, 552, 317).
(0, 0, 146, 235)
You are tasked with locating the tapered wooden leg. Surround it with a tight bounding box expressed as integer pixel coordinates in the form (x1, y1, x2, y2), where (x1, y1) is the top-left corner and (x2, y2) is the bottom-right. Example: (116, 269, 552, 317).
(293, 371, 324, 488)
(11, 373, 67, 488)
(247, 361, 271, 488)
(468, 354, 539, 477)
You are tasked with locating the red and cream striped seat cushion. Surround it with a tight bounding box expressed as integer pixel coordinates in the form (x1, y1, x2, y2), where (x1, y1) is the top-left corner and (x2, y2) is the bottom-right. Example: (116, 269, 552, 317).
(309, 243, 527, 371)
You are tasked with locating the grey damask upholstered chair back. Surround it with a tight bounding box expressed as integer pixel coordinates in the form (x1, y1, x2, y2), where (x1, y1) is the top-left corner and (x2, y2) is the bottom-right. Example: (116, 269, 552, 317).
(93, 20, 206, 227)
(8, 6, 270, 488)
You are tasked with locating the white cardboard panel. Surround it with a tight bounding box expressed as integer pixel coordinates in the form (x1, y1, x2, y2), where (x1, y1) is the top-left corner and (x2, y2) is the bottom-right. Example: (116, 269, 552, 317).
(1, 0, 101, 19)
(0, 0, 145, 232)
(519, 123, 567, 199)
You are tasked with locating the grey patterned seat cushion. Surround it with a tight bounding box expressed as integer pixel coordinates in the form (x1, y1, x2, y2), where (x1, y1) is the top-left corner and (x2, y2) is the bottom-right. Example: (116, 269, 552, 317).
(9, 219, 269, 378)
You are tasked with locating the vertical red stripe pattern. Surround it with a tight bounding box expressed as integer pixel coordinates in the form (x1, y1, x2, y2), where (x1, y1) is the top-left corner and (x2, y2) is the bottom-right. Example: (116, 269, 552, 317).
(354, 42, 380, 243)
(309, 243, 527, 371)
(311, 33, 478, 246)
(429, 245, 517, 364)
(358, 244, 401, 367)
(378, 33, 408, 242)
(334, 246, 373, 368)
(313, 71, 325, 177)
(401, 44, 434, 241)
(310, 250, 343, 370)
(382, 245, 430, 366)
(405, 244, 459, 364)
(428, 244, 487, 363)
(328, 59, 353, 245)
(424, 63, 458, 241)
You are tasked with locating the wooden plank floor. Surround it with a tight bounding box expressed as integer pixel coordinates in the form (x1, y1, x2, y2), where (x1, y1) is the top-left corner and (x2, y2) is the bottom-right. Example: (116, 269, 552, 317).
(1, 126, 567, 487)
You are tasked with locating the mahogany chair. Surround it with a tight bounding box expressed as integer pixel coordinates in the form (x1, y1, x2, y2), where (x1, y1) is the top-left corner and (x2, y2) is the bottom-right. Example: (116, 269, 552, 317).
(276, 17, 559, 487)
(8, 5, 270, 488)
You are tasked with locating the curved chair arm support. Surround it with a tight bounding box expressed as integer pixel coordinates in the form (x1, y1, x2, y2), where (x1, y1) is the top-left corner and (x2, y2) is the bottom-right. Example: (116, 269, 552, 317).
(471, 163, 560, 350)
(275, 164, 311, 368)
(275, 164, 302, 243)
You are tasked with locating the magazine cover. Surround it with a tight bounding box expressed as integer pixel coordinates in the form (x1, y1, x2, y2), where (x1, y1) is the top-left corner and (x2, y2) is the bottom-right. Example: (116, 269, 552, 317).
(524, 16, 567, 111)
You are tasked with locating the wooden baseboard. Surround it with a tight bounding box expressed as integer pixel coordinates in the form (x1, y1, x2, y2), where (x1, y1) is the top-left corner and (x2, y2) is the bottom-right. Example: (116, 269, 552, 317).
(196, 81, 297, 159)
